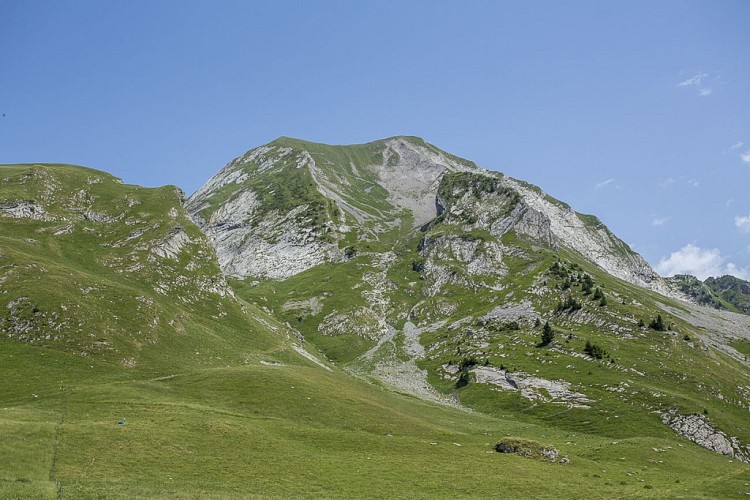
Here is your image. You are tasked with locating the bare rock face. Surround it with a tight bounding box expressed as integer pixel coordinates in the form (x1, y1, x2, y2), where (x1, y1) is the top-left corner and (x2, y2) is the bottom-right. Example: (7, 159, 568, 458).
(417, 234, 508, 297)
(662, 409, 749, 462)
(472, 366, 591, 408)
(0, 200, 50, 220)
(151, 227, 192, 260)
(186, 137, 482, 280)
(186, 148, 343, 280)
(500, 178, 672, 296)
(368, 138, 478, 227)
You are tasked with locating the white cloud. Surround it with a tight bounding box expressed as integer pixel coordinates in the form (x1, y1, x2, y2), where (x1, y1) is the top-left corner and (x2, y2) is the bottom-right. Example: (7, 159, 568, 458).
(657, 243, 749, 280)
(736, 211, 750, 233)
(726, 198, 735, 208)
(677, 73, 708, 87)
(651, 216, 671, 227)
(741, 150, 750, 164)
(676, 71, 720, 96)
(729, 141, 744, 151)
(659, 176, 699, 188)
(725, 263, 750, 280)
(594, 178, 614, 190)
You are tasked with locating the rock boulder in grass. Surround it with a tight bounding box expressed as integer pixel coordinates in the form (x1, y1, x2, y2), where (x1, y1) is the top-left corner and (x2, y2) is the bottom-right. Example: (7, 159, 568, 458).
(494, 438, 559, 461)
(661, 409, 750, 463)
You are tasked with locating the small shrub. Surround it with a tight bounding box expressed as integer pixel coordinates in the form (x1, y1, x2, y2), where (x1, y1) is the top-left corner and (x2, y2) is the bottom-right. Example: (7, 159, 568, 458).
(455, 357, 477, 389)
(581, 274, 594, 294)
(584, 340, 608, 360)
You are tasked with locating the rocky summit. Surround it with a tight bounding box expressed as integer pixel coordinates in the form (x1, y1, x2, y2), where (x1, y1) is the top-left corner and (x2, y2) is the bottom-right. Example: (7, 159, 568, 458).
(2, 139, 750, 497)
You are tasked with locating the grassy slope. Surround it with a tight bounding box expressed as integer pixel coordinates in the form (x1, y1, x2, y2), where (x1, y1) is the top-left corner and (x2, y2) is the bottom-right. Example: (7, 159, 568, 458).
(2, 163, 750, 497)
(235, 172, 750, 496)
(3, 339, 749, 499)
(236, 247, 750, 489)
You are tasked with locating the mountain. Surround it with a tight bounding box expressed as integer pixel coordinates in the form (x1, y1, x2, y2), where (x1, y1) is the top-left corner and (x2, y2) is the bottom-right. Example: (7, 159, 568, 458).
(666, 273, 750, 315)
(191, 136, 750, 459)
(2, 148, 750, 497)
(187, 136, 669, 295)
(706, 275, 750, 314)
(665, 274, 730, 310)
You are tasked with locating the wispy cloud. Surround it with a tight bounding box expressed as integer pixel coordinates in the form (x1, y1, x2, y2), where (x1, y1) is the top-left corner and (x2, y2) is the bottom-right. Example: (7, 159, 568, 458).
(677, 73, 708, 87)
(729, 141, 744, 151)
(659, 176, 699, 188)
(741, 150, 750, 164)
(736, 211, 750, 233)
(651, 216, 671, 227)
(657, 243, 749, 280)
(676, 71, 719, 97)
(594, 178, 615, 190)
(726, 198, 735, 208)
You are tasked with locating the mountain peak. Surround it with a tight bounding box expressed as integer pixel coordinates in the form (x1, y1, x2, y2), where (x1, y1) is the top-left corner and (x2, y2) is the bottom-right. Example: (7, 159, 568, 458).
(186, 136, 670, 294)
(269, 135, 427, 149)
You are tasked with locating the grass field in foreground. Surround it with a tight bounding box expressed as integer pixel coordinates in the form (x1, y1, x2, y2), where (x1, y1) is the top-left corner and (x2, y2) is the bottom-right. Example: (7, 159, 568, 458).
(2, 338, 749, 499)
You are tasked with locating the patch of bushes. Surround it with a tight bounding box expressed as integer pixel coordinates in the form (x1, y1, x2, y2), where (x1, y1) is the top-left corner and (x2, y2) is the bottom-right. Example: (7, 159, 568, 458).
(584, 340, 608, 360)
(649, 314, 666, 331)
(556, 296, 582, 313)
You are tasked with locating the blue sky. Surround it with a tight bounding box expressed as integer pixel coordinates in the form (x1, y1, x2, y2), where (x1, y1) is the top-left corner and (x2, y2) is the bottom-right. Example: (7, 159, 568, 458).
(2, 1, 749, 279)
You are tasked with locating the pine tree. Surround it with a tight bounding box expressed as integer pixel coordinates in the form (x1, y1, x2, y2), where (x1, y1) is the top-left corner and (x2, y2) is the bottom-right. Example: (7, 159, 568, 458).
(649, 314, 666, 331)
(582, 274, 594, 294)
(540, 321, 555, 346)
